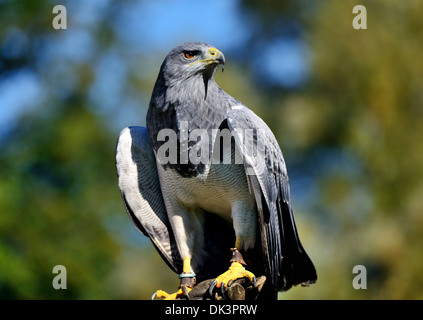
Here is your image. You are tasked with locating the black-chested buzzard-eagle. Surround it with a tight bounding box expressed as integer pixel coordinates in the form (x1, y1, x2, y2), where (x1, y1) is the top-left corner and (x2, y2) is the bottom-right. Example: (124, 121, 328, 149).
(116, 42, 317, 300)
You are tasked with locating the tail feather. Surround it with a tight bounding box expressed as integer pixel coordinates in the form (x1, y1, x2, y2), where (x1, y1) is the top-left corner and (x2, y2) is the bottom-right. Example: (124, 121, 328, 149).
(279, 200, 317, 291)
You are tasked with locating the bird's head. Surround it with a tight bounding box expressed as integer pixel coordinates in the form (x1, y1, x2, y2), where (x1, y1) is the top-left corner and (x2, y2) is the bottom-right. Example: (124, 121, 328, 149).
(160, 42, 225, 82)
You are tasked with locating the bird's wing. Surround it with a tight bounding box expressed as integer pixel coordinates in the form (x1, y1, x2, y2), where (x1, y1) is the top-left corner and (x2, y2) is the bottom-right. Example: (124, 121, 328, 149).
(116, 126, 182, 273)
(226, 106, 317, 295)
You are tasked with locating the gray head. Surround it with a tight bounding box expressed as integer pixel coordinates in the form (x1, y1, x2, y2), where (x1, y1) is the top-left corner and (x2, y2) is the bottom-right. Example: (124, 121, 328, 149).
(147, 42, 233, 176)
(159, 42, 225, 83)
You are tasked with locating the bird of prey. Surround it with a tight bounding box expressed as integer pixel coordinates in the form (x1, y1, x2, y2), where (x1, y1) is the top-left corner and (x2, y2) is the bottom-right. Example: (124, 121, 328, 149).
(116, 42, 317, 300)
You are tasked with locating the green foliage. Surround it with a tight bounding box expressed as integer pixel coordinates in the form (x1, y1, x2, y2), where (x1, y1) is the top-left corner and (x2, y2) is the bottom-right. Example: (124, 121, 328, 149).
(279, 0, 423, 299)
(0, 103, 121, 298)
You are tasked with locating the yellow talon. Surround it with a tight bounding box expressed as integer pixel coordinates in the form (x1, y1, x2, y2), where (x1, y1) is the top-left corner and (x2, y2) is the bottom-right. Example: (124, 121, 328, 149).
(153, 289, 170, 299)
(215, 262, 256, 288)
(152, 287, 192, 300)
(152, 257, 195, 300)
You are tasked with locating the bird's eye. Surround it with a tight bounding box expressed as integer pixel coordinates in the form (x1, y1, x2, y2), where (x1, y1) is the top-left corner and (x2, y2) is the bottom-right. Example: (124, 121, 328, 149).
(183, 51, 196, 59)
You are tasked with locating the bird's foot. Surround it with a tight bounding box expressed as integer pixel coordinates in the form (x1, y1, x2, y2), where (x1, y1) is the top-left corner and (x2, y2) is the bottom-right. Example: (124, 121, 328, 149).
(152, 286, 192, 300)
(152, 273, 195, 300)
(208, 262, 256, 298)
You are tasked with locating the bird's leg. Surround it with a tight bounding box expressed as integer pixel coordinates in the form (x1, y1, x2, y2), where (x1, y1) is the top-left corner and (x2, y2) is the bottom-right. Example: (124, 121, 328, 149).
(208, 236, 256, 298)
(152, 257, 196, 300)
(179, 257, 196, 295)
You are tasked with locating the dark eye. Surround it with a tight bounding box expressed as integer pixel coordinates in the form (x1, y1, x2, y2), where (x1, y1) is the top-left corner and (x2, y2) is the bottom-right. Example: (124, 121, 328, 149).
(183, 51, 197, 59)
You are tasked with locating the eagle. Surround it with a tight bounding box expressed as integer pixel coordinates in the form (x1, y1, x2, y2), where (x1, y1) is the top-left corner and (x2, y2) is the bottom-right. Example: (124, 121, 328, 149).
(116, 42, 316, 300)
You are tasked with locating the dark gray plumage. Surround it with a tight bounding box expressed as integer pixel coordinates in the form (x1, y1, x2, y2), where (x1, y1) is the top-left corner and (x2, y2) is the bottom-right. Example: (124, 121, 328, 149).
(116, 42, 316, 299)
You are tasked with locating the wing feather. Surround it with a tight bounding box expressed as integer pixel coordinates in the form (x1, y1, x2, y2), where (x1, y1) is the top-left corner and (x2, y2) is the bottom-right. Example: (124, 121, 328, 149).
(116, 126, 182, 273)
(226, 107, 317, 297)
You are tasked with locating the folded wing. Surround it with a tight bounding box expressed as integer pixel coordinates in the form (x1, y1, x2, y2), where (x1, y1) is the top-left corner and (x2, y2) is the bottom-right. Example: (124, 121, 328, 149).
(226, 106, 317, 297)
(116, 126, 182, 273)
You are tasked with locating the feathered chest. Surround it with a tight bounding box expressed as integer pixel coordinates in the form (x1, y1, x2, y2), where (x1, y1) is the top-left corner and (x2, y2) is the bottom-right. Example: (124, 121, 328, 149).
(147, 98, 231, 178)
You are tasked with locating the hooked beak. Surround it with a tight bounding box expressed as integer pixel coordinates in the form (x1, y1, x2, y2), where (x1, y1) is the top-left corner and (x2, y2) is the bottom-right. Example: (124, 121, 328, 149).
(190, 47, 225, 71)
(209, 47, 225, 71)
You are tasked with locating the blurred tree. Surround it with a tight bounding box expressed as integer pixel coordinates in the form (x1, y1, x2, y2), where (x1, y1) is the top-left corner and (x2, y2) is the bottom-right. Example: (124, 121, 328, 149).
(242, 0, 423, 299)
(0, 101, 120, 298)
(0, 0, 123, 299)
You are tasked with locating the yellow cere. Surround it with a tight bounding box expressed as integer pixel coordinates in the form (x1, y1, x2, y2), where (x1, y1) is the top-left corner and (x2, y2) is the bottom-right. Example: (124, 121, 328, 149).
(189, 47, 221, 66)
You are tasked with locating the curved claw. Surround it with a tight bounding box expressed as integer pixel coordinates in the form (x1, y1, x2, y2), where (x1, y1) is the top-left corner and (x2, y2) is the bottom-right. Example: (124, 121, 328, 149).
(151, 291, 158, 300)
(220, 284, 226, 299)
(208, 280, 217, 297)
(181, 285, 190, 300)
(151, 289, 169, 300)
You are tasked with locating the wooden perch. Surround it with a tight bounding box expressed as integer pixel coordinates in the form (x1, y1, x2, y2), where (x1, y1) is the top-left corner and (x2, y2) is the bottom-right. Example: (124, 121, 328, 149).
(178, 276, 266, 300)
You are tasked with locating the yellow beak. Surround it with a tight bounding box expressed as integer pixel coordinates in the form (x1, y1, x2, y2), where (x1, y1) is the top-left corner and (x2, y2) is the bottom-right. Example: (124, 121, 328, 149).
(189, 47, 225, 68)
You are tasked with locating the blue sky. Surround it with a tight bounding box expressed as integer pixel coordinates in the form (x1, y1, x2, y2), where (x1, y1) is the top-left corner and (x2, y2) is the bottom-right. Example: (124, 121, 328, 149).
(0, 0, 309, 136)
(112, 0, 251, 52)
